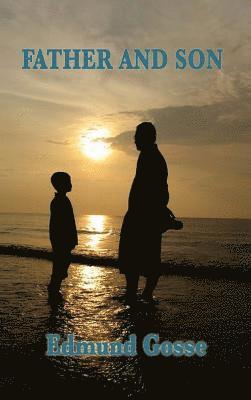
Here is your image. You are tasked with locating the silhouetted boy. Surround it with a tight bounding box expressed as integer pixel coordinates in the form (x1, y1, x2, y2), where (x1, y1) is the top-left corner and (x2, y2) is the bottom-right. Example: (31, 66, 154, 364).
(48, 172, 78, 295)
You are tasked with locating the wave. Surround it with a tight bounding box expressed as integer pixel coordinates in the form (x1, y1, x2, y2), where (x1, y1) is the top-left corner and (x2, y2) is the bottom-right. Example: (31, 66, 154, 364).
(77, 229, 113, 235)
(0, 244, 250, 282)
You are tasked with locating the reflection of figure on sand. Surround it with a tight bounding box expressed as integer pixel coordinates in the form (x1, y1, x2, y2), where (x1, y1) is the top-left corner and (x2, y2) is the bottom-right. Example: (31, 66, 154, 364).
(48, 172, 78, 299)
(119, 122, 169, 304)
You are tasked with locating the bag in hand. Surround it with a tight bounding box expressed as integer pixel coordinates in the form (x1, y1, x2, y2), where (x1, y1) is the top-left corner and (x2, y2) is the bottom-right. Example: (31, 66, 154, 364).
(160, 207, 183, 233)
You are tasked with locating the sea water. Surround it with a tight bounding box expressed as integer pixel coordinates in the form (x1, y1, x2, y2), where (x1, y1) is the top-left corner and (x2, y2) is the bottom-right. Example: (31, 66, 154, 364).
(0, 213, 250, 272)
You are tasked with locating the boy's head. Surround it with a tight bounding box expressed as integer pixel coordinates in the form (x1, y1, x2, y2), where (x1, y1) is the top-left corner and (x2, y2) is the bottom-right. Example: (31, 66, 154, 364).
(51, 172, 72, 193)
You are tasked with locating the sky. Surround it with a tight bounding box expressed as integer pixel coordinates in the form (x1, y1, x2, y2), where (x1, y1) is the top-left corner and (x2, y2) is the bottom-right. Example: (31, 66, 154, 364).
(0, 0, 250, 218)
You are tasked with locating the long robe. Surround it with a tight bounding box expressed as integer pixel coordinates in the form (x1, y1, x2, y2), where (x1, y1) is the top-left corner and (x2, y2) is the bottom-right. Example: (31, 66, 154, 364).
(119, 144, 169, 276)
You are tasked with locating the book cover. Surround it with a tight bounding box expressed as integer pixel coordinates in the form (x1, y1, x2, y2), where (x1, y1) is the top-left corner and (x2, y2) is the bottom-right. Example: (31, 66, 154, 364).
(0, 0, 250, 397)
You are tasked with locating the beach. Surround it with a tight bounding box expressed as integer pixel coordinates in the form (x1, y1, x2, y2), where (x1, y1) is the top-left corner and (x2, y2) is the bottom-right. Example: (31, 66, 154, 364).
(0, 214, 250, 395)
(0, 254, 250, 396)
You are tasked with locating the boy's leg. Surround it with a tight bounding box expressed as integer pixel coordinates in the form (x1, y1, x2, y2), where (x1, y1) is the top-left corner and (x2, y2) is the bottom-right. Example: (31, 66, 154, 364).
(48, 251, 71, 294)
(48, 256, 62, 294)
(61, 251, 71, 279)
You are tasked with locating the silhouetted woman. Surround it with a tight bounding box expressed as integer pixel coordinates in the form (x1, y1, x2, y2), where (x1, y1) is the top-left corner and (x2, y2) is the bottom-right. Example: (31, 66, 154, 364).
(119, 122, 169, 303)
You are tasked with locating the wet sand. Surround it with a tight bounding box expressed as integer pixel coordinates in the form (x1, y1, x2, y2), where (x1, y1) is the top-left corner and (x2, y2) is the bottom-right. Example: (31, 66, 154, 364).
(0, 255, 250, 397)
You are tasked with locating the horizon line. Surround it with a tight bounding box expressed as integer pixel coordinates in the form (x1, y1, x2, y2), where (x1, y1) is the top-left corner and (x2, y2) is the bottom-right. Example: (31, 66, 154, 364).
(0, 211, 250, 221)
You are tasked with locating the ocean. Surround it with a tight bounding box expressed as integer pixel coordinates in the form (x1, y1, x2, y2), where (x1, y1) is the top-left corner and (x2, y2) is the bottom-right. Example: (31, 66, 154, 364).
(0, 213, 250, 277)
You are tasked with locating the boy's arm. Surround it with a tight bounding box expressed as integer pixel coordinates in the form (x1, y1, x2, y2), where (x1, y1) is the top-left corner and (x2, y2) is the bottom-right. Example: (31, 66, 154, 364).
(49, 200, 63, 251)
(68, 200, 78, 249)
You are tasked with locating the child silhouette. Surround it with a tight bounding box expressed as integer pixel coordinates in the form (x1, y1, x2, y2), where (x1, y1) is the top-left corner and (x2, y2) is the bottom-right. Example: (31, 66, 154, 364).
(48, 172, 78, 296)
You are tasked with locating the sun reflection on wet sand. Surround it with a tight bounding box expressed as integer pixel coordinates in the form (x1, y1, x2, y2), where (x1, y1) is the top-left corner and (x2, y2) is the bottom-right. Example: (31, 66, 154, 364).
(79, 265, 103, 291)
(63, 264, 124, 340)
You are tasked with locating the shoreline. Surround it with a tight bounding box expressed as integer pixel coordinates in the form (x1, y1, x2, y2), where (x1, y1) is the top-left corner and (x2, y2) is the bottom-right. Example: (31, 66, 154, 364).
(0, 244, 250, 282)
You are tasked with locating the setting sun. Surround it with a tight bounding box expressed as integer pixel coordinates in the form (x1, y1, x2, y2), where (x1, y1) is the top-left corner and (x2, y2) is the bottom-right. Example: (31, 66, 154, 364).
(80, 128, 111, 160)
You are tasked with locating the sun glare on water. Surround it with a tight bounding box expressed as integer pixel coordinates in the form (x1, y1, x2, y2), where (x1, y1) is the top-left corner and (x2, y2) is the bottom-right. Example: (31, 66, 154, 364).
(80, 128, 111, 161)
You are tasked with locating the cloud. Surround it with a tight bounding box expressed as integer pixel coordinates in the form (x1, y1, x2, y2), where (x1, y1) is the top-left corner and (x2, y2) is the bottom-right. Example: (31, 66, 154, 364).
(106, 90, 251, 153)
(47, 139, 72, 146)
